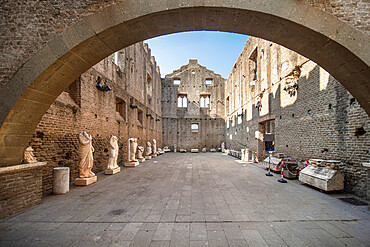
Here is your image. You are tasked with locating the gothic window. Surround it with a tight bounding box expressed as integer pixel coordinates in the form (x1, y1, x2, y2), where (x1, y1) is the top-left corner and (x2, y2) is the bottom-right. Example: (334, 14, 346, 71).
(200, 94, 210, 108)
(177, 94, 188, 108)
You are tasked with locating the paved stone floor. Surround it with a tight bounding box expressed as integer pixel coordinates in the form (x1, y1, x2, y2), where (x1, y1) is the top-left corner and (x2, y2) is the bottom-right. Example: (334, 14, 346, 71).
(1, 153, 370, 247)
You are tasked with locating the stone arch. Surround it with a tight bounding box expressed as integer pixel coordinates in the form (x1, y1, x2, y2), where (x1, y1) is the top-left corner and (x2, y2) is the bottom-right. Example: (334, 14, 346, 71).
(0, 0, 369, 166)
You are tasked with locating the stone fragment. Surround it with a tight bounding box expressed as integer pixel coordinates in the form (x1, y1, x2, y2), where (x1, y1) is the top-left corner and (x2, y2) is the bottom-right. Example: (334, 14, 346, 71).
(299, 160, 344, 191)
(137, 146, 145, 162)
(23, 146, 37, 164)
(202, 148, 207, 152)
(53, 167, 69, 194)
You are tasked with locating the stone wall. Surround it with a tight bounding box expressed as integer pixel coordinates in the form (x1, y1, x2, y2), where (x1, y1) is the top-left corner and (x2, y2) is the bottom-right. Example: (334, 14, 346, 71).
(29, 42, 162, 192)
(225, 37, 369, 198)
(1, 0, 368, 89)
(162, 60, 225, 151)
(0, 163, 45, 219)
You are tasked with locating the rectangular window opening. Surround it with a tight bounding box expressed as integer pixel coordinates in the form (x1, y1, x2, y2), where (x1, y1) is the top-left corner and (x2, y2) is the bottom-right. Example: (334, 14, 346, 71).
(137, 109, 143, 125)
(191, 123, 199, 132)
(116, 97, 127, 121)
(205, 78, 213, 85)
(173, 78, 180, 85)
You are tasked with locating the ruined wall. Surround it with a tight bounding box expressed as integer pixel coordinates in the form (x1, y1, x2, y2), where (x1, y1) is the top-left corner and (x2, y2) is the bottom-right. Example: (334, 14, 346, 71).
(162, 59, 225, 151)
(225, 37, 369, 198)
(1, 0, 368, 89)
(29, 42, 162, 192)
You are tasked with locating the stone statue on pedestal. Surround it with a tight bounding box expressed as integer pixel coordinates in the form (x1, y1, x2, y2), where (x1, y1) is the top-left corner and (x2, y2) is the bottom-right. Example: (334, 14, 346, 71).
(152, 139, 157, 156)
(76, 131, 97, 185)
(137, 146, 145, 162)
(174, 144, 177, 153)
(126, 138, 139, 167)
(78, 131, 95, 178)
(105, 135, 121, 175)
(23, 146, 37, 164)
(145, 141, 152, 159)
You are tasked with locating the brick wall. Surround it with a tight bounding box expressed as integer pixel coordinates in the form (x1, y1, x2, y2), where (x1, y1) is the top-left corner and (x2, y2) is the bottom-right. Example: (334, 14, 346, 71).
(225, 37, 369, 198)
(28, 42, 162, 192)
(1, 0, 368, 89)
(162, 60, 225, 151)
(0, 165, 44, 219)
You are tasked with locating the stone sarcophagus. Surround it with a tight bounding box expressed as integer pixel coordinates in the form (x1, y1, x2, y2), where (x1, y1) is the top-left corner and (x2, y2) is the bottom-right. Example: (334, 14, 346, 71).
(299, 159, 344, 191)
(263, 156, 283, 172)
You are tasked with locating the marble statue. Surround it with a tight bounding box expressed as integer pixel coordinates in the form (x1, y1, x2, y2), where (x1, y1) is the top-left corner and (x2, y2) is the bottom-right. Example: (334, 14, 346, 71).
(137, 146, 145, 162)
(107, 135, 119, 170)
(146, 141, 152, 156)
(145, 141, 152, 159)
(78, 131, 95, 178)
(23, 146, 37, 164)
(126, 138, 139, 167)
(152, 139, 157, 156)
(127, 138, 138, 162)
(221, 142, 225, 152)
(105, 135, 120, 175)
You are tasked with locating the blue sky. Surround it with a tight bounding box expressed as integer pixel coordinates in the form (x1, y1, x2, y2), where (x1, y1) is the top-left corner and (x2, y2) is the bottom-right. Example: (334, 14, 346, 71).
(145, 31, 249, 79)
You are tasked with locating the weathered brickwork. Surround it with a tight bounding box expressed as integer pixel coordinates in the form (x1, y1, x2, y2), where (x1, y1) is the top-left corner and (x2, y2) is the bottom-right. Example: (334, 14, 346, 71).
(0, 167, 43, 219)
(306, 0, 370, 35)
(29, 42, 162, 192)
(1, 0, 368, 90)
(225, 37, 369, 198)
(162, 60, 225, 151)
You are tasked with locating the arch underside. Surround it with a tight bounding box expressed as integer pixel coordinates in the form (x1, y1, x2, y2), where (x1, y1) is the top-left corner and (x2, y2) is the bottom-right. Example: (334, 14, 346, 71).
(0, 2, 369, 166)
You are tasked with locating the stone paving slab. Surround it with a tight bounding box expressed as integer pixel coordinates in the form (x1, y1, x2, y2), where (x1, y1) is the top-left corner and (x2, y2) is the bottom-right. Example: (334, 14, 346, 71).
(0, 153, 370, 246)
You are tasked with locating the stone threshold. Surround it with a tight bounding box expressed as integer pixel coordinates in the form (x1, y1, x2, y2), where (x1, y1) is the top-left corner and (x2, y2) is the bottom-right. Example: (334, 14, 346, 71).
(0, 162, 48, 175)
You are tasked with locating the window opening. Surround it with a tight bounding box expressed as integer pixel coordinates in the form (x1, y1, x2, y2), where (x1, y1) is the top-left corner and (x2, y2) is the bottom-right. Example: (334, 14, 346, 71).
(173, 78, 180, 85)
(177, 94, 188, 108)
(191, 123, 199, 132)
(205, 78, 213, 85)
(200, 94, 211, 108)
(116, 97, 127, 121)
(137, 109, 143, 125)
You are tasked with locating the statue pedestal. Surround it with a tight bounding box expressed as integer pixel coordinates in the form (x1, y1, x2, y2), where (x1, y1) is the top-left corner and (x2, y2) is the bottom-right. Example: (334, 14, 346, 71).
(126, 161, 139, 167)
(75, 176, 97, 186)
(138, 158, 145, 162)
(145, 156, 152, 160)
(105, 167, 121, 175)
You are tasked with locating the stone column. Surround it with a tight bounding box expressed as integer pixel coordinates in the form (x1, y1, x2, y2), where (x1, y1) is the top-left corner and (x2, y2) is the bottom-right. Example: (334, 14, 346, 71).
(53, 167, 69, 194)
